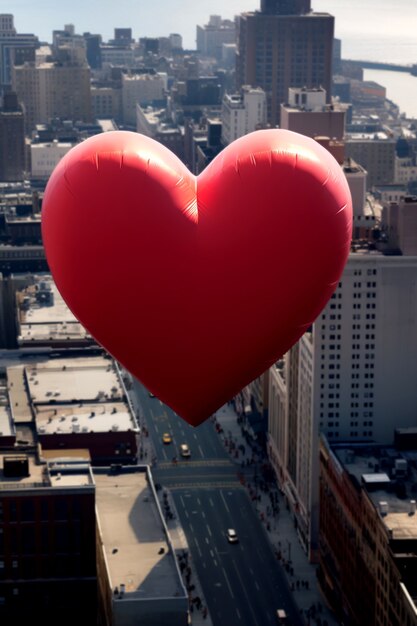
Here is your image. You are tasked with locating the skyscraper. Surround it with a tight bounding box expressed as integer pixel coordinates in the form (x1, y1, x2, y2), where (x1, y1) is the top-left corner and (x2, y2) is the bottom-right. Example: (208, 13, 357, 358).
(236, 0, 334, 125)
(268, 245, 417, 560)
(0, 15, 37, 91)
(0, 92, 25, 181)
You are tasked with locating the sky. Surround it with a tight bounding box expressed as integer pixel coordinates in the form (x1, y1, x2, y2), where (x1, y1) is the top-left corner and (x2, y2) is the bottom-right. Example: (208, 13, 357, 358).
(7, 0, 417, 63)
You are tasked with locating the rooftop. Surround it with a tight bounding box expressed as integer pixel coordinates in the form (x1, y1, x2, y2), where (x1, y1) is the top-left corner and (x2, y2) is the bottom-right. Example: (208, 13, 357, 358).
(25, 356, 124, 404)
(0, 452, 94, 490)
(334, 444, 417, 539)
(95, 468, 185, 600)
(36, 402, 137, 435)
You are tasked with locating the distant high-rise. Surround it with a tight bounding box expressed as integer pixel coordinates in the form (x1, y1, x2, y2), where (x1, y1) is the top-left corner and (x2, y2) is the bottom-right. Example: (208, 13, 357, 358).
(196, 15, 236, 61)
(0, 15, 38, 90)
(236, 1, 333, 125)
(260, 0, 311, 14)
(13, 61, 92, 134)
(0, 91, 25, 181)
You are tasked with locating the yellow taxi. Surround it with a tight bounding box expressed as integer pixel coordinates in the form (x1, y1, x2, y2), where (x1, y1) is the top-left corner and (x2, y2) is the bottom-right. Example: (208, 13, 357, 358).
(162, 433, 172, 444)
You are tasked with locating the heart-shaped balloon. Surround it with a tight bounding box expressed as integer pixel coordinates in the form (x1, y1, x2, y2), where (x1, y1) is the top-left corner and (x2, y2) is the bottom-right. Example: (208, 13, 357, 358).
(42, 130, 352, 426)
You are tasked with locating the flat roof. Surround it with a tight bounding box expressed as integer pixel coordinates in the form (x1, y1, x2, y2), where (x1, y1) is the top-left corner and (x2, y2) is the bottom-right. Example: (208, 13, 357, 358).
(0, 452, 45, 487)
(0, 451, 95, 490)
(95, 469, 184, 599)
(26, 356, 124, 404)
(18, 275, 81, 324)
(36, 402, 137, 435)
(0, 404, 13, 437)
(7, 365, 32, 423)
(334, 445, 417, 538)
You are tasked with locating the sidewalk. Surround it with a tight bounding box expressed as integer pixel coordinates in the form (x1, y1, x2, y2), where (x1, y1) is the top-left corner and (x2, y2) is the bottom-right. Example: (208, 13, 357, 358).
(129, 387, 212, 625)
(213, 403, 341, 626)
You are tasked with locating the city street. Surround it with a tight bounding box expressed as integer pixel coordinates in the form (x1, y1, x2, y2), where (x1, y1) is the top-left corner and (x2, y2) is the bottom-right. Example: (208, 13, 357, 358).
(132, 379, 303, 626)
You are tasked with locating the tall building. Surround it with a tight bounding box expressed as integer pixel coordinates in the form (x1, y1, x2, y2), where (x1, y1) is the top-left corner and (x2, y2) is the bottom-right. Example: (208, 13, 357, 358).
(0, 451, 97, 626)
(0, 92, 25, 181)
(221, 85, 266, 145)
(12, 61, 92, 134)
(268, 246, 417, 560)
(0, 14, 38, 90)
(121, 71, 166, 126)
(196, 15, 236, 61)
(236, 0, 334, 126)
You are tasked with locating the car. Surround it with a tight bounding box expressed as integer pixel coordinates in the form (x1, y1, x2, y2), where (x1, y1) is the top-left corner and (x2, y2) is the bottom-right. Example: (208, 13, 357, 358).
(162, 433, 172, 444)
(148, 391, 155, 397)
(180, 444, 191, 458)
(227, 528, 238, 543)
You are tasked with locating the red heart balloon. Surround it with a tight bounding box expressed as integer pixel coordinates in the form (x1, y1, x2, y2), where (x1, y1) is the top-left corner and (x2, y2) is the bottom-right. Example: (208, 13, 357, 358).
(42, 130, 352, 426)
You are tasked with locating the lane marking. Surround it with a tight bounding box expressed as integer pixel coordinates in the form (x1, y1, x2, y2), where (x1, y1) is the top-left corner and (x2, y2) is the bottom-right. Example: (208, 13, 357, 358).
(222, 567, 235, 599)
(198, 444, 204, 456)
(220, 490, 230, 514)
(206, 524, 212, 537)
(194, 538, 202, 557)
(236, 608, 242, 620)
(232, 560, 260, 626)
(209, 498, 214, 507)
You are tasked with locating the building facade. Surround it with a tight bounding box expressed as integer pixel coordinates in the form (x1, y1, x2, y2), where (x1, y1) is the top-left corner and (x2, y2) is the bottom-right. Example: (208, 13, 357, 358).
(0, 92, 25, 181)
(121, 72, 166, 126)
(319, 437, 417, 626)
(268, 250, 417, 560)
(221, 85, 266, 145)
(196, 15, 236, 60)
(12, 61, 92, 134)
(0, 14, 37, 89)
(280, 87, 346, 141)
(236, 1, 333, 126)
(0, 452, 97, 626)
(345, 133, 396, 190)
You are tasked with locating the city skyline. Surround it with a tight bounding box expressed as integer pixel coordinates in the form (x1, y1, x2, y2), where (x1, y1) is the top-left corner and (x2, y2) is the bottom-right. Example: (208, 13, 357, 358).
(1, 1, 417, 624)
(7, 0, 417, 62)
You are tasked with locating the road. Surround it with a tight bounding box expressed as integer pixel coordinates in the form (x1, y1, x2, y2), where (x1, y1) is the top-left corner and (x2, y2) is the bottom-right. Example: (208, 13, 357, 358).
(132, 380, 303, 626)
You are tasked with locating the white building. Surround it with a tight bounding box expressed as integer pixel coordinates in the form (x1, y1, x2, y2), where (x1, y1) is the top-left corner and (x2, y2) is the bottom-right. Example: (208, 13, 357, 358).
(221, 86, 266, 146)
(394, 156, 417, 186)
(268, 250, 417, 560)
(30, 140, 73, 179)
(122, 72, 166, 126)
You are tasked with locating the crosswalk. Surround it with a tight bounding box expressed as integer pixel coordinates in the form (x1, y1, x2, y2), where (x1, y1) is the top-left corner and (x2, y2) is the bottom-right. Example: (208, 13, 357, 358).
(167, 481, 244, 491)
(157, 459, 235, 470)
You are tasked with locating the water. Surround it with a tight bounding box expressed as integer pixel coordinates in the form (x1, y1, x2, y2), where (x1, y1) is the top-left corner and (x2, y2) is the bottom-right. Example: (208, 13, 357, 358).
(363, 70, 417, 120)
(8, 0, 417, 118)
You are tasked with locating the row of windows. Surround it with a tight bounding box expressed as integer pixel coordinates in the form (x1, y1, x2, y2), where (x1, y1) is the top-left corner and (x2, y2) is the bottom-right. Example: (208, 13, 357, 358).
(354, 269, 377, 275)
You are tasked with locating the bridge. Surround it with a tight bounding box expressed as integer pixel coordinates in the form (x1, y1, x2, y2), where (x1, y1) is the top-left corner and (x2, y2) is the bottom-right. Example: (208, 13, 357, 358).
(343, 59, 417, 76)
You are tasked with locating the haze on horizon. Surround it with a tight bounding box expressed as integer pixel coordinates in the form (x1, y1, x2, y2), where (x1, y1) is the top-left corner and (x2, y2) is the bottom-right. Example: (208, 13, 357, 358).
(8, 0, 417, 62)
